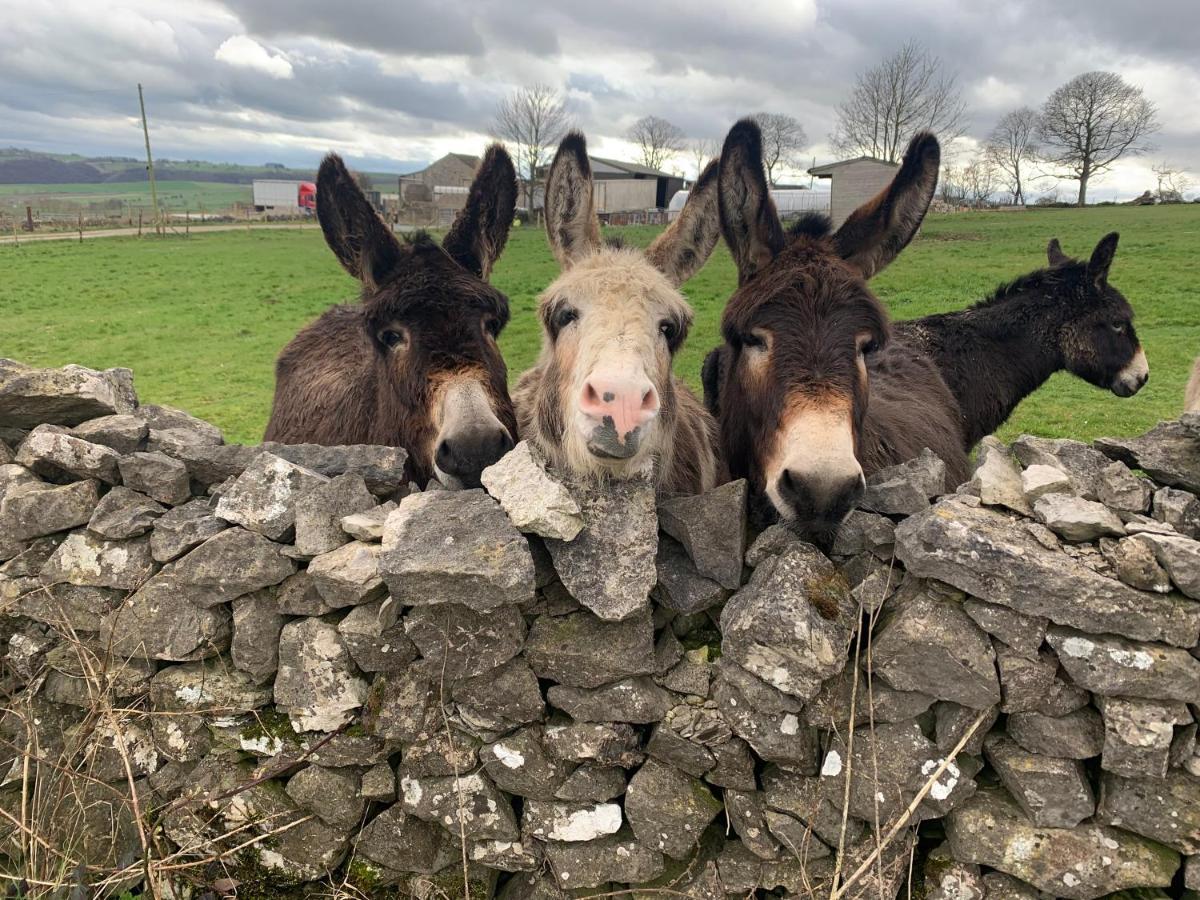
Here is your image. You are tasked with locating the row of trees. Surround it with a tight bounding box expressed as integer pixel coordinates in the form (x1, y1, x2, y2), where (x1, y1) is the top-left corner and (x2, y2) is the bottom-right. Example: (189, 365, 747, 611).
(492, 45, 1171, 211)
(492, 87, 809, 209)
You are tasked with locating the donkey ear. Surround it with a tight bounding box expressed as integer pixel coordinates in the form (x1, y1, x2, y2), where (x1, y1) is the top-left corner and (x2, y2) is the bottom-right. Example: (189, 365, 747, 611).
(442, 144, 518, 280)
(317, 153, 403, 291)
(1087, 232, 1119, 287)
(701, 346, 726, 417)
(544, 132, 600, 267)
(833, 131, 940, 280)
(646, 157, 721, 286)
(1046, 237, 1070, 266)
(718, 118, 785, 285)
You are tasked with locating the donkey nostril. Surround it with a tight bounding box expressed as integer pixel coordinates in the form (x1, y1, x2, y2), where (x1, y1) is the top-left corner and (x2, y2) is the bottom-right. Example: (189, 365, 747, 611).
(641, 387, 658, 412)
(436, 440, 453, 468)
(494, 429, 515, 457)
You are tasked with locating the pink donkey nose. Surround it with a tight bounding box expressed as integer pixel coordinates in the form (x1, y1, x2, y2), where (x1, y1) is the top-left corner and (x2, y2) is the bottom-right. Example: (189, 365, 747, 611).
(580, 376, 660, 440)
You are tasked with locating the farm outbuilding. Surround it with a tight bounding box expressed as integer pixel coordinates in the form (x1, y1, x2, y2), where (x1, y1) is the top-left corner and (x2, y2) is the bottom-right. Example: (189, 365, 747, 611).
(535, 155, 684, 213)
(808, 155, 900, 228)
(398, 152, 481, 224)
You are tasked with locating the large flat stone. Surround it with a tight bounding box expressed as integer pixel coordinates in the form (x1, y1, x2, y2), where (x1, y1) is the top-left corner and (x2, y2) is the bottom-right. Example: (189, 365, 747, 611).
(1047, 625, 1200, 701)
(480, 440, 583, 540)
(171, 527, 295, 607)
(1096, 420, 1200, 494)
(525, 607, 656, 689)
(657, 478, 747, 589)
(896, 496, 1200, 646)
(983, 733, 1094, 828)
(380, 489, 534, 612)
(1096, 770, 1200, 853)
(2, 479, 100, 540)
(945, 785, 1179, 899)
(0, 359, 136, 427)
(16, 425, 121, 484)
(215, 452, 330, 540)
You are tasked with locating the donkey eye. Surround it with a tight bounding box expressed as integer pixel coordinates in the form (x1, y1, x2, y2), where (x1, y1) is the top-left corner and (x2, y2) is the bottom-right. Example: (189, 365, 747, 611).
(552, 306, 579, 332)
(380, 329, 408, 349)
(856, 333, 879, 356)
(740, 332, 766, 350)
(1110, 321, 1127, 334)
(483, 316, 502, 338)
(659, 319, 680, 344)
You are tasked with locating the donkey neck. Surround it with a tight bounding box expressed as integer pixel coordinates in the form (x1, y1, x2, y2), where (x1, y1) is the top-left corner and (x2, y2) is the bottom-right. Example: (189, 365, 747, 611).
(905, 277, 1070, 447)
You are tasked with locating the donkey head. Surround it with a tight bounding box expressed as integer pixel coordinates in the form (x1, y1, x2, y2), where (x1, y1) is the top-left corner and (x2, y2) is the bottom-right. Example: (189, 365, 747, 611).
(1046, 234, 1148, 398)
(537, 131, 721, 480)
(703, 119, 939, 535)
(317, 147, 518, 487)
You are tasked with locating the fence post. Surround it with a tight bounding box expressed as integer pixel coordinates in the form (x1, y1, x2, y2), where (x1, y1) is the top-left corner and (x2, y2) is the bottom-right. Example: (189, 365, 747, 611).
(78, 211, 83, 243)
(185, 209, 190, 238)
(138, 211, 142, 237)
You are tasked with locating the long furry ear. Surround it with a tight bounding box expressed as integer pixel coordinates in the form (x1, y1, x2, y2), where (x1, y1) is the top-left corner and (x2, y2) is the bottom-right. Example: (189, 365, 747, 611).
(718, 118, 785, 285)
(701, 346, 726, 417)
(833, 131, 940, 279)
(1087, 232, 1119, 287)
(646, 157, 722, 286)
(317, 153, 403, 290)
(1046, 237, 1070, 266)
(544, 131, 600, 267)
(442, 144, 518, 280)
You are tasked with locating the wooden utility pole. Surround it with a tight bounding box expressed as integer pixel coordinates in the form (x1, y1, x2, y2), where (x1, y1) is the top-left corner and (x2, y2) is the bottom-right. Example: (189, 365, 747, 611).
(138, 83, 162, 235)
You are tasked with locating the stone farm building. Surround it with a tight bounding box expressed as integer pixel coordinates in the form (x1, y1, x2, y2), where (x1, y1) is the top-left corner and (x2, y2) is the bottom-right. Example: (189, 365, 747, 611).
(397, 152, 481, 226)
(808, 155, 901, 228)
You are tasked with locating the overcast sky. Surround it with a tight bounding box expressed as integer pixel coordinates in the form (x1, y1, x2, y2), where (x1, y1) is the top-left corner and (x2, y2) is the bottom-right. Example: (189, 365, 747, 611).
(2, 0, 1197, 200)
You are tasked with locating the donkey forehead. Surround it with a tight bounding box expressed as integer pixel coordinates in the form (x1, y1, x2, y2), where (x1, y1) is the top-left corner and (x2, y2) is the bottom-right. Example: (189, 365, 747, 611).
(544, 249, 691, 319)
(369, 263, 509, 323)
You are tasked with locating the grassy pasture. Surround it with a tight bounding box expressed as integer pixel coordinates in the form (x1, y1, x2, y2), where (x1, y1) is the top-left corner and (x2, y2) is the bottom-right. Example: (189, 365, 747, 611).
(1, 204, 1197, 445)
(0, 180, 252, 215)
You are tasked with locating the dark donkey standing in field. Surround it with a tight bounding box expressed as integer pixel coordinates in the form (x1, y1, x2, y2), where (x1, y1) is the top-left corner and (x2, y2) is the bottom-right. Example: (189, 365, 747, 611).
(895, 233, 1149, 450)
(702, 119, 968, 542)
(264, 147, 519, 488)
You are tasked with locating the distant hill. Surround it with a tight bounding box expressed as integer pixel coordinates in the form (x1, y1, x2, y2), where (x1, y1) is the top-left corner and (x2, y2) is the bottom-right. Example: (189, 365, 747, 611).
(0, 148, 401, 186)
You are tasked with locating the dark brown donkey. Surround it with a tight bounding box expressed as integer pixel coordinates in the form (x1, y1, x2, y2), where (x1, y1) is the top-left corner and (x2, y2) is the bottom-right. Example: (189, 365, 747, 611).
(702, 119, 968, 541)
(895, 233, 1148, 449)
(264, 148, 518, 488)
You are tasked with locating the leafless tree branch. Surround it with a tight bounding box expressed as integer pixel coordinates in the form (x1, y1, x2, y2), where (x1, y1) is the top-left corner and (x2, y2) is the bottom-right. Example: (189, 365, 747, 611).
(985, 107, 1040, 204)
(753, 113, 808, 186)
(627, 115, 686, 171)
(492, 83, 570, 211)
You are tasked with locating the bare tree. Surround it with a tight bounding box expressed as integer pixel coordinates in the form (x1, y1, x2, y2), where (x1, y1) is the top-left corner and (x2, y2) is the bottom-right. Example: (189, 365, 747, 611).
(628, 116, 686, 171)
(753, 113, 807, 185)
(1152, 161, 1191, 203)
(689, 138, 719, 180)
(986, 107, 1040, 204)
(1039, 71, 1159, 206)
(961, 154, 999, 207)
(493, 83, 570, 211)
(832, 41, 967, 162)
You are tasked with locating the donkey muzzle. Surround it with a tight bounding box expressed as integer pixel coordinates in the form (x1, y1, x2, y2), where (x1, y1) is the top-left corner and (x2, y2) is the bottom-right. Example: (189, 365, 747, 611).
(1111, 348, 1149, 397)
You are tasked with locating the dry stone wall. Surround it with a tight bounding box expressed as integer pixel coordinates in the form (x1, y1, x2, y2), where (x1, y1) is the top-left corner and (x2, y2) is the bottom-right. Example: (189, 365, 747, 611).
(2, 357, 1200, 899)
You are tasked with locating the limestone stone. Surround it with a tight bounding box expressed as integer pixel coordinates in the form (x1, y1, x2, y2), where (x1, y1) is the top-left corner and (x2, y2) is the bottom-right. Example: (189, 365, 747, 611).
(258, 441, 408, 495)
(452, 658, 544, 738)
(1012, 435, 1112, 499)
(16, 424, 121, 483)
(481, 726, 574, 800)
(16, 582, 124, 631)
(555, 765, 626, 803)
(292, 473, 376, 557)
(70, 414, 147, 454)
(945, 785, 1179, 899)
(658, 479, 747, 589)
(711, 668, 817, 770)
(1131, 531, 1200, 599)
(1047, 626, 1200, 701)
(983, 733, 1094, 827)
(339, 500, 395, 542)
(1098, 460, 1153, 513)
(829, 509, 896, 557)
(523, 800, 622, 842)
(1097, 420, 1200, 494)
(1096, 770, 1200, 853)
(1033, 492, 1125, 541)
(40, 531, 154, 590)
(118, 451, 191, 505)
(934, 702, 999, 757)
(624, 758, 721, 859)
(720, 542, 858, 701)
(2, 479, 100, 540)
(1097, 695, 1192, 778)
(87, 486, 165, 539)
(336, 599, 417, 673)
(547, 677, 671, 724)
(525, 607, 655, 689)
(1007, 708, 1104, 759)
(644, 725, 716, 777)
(399, 770, 519, 841)
(480, 440, 583, 540)
(0, 359, 136, 427)
(873, 579, 1000, 709)
(544, 477, 658, 620)
(354, 804, 447, 875)
(1020, 463, 1073, 502)
(1100, 535, 1172, 592)
(962, 597, 1047, 660)
(380, 489, 534, 612)
(653, 534, 725, 615)
(150, 657, 273, 713)
(970, 438, 1031, 515)
(997, 646, 1058, 713)
(541, 826, 664, 889)
(285, 765, 364, 830)
(1154, 486, 1200, 538)
(231, 589, 285, 682)
(274, 618, 368, 732)
(149, 499, 227, 562)
(171, 526, 295, 607)
(896, 497, 1200, 646)
(100, 571, 231, 660)
(405, 602, 526, 680)
(542, 721, 644, 768)
(360, 763, 396, 803)
(306, 540, 384, 608)
(214, 452, 329, 540)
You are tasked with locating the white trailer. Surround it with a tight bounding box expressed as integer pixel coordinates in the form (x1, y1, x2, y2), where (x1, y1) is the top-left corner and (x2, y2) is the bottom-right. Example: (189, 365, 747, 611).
(252, 180, 314, 213)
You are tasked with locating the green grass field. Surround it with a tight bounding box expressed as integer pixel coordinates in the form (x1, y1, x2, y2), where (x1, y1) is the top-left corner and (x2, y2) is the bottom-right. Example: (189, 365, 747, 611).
(2, 205, 1197, 445)
(0, 180, 252, 214)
